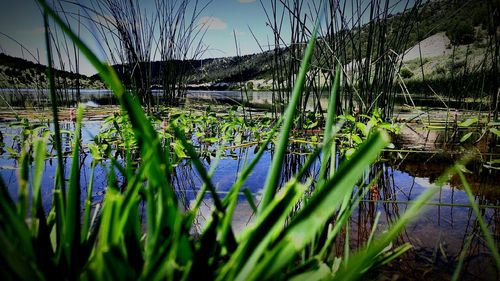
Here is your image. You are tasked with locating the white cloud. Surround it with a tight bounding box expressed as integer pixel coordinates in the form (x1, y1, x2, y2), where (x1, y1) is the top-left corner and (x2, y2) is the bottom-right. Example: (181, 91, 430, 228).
(198, 16, 227, 30)
(238, 0, 256, 3)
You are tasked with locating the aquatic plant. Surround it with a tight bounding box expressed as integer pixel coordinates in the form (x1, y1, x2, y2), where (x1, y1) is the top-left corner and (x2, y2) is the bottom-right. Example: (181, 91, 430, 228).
(91, 105, 275, 164)
(337, 107, 400, 158)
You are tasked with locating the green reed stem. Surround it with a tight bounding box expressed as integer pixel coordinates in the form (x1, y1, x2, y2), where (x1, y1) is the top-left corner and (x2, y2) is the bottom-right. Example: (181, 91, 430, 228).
(319, 62, 341, 180)
(258, 22, 319, 214)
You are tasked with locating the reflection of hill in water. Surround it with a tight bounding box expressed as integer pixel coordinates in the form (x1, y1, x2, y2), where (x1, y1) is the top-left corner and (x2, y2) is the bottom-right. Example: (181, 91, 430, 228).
(0, 89, 330, 110)
(185, 90, 330, 111)
(0, 89, 116, 107)
(389, 151, 500, 200)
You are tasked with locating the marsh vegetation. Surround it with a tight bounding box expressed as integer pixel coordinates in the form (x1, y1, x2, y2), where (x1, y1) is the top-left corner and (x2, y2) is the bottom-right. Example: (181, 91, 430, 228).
(0, 0, 499, 280)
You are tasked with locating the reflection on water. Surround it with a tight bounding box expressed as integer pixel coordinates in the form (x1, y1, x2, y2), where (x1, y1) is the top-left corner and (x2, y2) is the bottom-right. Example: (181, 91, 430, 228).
(0, 88, 482, 111)
(357, 158, 499, 280)
(0, 120, 498, 280)
(0, 88, 116, 107)
(0, 88, 330, 110)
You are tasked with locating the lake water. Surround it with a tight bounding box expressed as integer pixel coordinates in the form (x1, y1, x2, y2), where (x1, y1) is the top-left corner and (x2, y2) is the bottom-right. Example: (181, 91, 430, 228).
(0, 88, 477, 111)
(0, 87, 499, 279)
(0, 88, 329, 110)
(0, 119, 498, 280)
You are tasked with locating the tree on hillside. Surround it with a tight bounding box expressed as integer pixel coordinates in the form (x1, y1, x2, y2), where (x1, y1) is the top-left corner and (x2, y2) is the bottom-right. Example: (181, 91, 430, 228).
(446, 20, 475, 45)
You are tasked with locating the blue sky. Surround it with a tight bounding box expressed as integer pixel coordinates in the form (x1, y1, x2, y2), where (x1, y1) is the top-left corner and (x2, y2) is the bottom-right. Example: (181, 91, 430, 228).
(0, 0, 276, 75)
(198, 0, 270, 57)
(0, 0, 416, 75)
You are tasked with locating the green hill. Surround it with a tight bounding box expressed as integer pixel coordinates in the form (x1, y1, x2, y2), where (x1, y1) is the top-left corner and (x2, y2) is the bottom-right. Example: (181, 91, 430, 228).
(0, 53, 104, 89)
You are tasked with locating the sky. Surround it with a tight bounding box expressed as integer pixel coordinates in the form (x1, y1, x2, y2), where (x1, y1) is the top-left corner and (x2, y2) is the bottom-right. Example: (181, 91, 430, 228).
(0, 0, 417, 75)
(0, 0, 275, 75)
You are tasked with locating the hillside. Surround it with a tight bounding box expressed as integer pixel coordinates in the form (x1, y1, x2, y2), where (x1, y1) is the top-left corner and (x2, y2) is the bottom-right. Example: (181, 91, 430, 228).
(171, 0, 495, 90)
(0, 53, 104, 89)
(104, 50, 276, 91)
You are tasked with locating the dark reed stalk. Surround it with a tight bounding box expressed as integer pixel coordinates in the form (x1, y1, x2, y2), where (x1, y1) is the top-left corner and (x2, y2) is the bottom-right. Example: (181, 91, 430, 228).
(259, 0, 421, 123)
(155, 0, 211, 107)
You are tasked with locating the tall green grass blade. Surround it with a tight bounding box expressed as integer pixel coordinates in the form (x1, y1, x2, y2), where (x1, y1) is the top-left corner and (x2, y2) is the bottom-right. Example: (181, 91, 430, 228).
(258, 22, 319, 214)
(18, 147, 29, 220)
(456, 167, 500, 270)
(333, 183, 441, 280)
(216, 122, 285, 251)
(187, 149, 236, 280)
(217, 145, 324, 279)
(343, 221, 350, 267)
(244, 131, 389, 280)
(63, 105, 84, 272)
(317, 178, 374, 259)
(188, 126, 282, 279)
(53, 189, 65, 262)
(288, 260, 331, 281)
(222, 119, 282, 209)
(243, 188, 257, 213)
(124, 204, 145, 272)
(0, 179, 42, 281)
(110, 158, 128, 185)
(81, 163, 95, 242)
(95, 190, 120, 252)
(220, 179, 308, 281)
(218, 191, 239, 253)
(185, 146, 223, 231)
(104, 157, 119, 191)
(30, 139, 54, 270)
(232, 144, 323, 260)
(43, 12, 65, 197)
(144, 181, 157, 260)
(119, 150, 153, 227)
(37, 2, 185, 276)
(319, 62, 341, 180)
(32, 139, 47, 221)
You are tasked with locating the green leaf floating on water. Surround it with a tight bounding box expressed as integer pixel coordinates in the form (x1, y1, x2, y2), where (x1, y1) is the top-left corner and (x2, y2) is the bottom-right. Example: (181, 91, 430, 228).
(490, 128, 500, 137)
(458, 118, 478, 127)
(460, 132, 473, 143)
